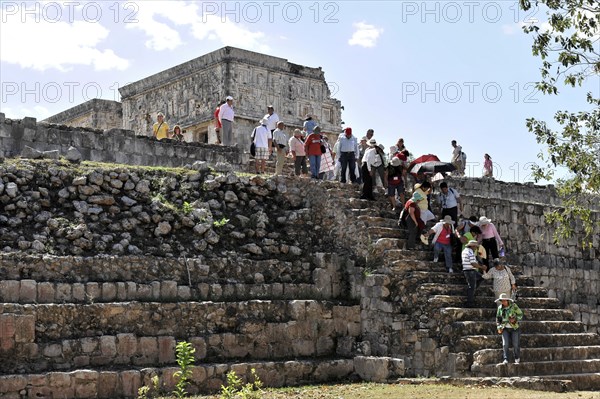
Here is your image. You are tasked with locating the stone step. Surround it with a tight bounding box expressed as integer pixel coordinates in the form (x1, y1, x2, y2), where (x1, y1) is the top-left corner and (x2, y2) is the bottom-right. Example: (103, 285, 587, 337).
(3, 327, 358, 374)
(438, 307, 575, 322)
(367, 226, 405, 240)
(419, 283, 547, 298)
(428, 295, 562, 309)
(536, 373, 600, 391)
(0, 279, 346, 304)
(451, 320, 586, 336)
(372, 238, 407, 253)
(357, 215, 400, 229)
(406, 271, 535, 287)
(473, 359, 600, 378)
(455, 333, 600, 353)
(473, 345, 600, 366)
(380, 249, 431, 261)
(1, 300, 360, 342)
(0, 255, 314, 285)
(0, 358, 357, 398)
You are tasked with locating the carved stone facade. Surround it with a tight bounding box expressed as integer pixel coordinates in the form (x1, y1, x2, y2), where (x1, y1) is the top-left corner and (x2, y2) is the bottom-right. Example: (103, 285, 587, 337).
(118, 46, 342, 149)
(42, 99, 122, 131)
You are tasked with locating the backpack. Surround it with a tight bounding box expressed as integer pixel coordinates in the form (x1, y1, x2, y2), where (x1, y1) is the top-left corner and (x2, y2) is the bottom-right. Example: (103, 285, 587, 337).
(461, 151, 467, 162)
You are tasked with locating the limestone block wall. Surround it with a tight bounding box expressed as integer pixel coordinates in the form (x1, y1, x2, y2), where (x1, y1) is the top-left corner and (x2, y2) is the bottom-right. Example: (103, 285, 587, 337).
(0, 113, 246, 168)
(445, 177, 600, 333)
(43, 99, 123, 131)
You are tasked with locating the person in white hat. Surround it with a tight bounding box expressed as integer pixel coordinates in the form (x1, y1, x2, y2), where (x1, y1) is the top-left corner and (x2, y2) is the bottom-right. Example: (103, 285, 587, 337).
(462, 239, 487, 307)
(495, 292, 523, 364)
(425, 215, 456, 273)
(360, 138, 382, 200)
(219, 96, 235, 146)
(387, 156, 405, 210)
(252, 117, 272, 174)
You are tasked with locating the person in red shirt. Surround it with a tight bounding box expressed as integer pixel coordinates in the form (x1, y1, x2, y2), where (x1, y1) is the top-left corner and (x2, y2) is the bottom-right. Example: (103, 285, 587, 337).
(425, 215, 456, 272)
(401, 192, 427, 249)
(304, 125, 324, 179)
(214, 100, 225, 144)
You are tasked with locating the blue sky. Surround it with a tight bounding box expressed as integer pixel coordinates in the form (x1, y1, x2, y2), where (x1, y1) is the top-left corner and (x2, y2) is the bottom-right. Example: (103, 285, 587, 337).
(1, 1, 598, 183)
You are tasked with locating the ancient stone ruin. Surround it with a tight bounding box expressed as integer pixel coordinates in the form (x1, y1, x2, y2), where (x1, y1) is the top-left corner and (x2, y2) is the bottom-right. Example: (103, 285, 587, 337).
(0, 144, 599, 397)
(42, 46, 343, 148)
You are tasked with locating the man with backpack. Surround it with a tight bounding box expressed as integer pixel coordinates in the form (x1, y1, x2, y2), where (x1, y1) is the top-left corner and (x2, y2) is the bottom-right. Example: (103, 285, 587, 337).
(438, 182, 463, 224)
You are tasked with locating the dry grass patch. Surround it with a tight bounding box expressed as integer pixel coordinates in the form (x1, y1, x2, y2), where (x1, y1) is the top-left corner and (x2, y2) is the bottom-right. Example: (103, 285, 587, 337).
(161, 382, 600, 399)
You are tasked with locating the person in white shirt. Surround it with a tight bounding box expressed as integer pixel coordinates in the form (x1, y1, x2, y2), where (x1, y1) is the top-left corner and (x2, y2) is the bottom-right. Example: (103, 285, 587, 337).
(252, 117, 272, 174)
(272, 121, 288, 176)
(264, 105, 280, 133)
(462, 240, 487, 307)
(438, 182, 463, 223)
(451, 140, 465, 176)
(219, 96, 235, 146)
(361, 139, 383, 200)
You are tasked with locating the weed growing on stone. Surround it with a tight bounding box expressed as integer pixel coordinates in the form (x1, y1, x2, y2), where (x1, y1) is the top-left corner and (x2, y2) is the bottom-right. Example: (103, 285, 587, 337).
(220, 368, 263, 399)
(182, 201, 193, 214)
(137, 375, 159, 399)
(173, 341, 196, 398)
(213, 218, 230, 228)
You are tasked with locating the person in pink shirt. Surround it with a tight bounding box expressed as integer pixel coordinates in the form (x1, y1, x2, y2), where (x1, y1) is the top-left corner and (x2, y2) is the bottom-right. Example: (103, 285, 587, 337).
(288, 129, 308, 177)
(478, 216, 504, 267)
(484, 153, 493, 177)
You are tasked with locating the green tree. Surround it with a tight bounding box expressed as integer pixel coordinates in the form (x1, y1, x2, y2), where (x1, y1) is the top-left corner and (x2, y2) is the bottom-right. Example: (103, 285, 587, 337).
(520, 0, 600, 246)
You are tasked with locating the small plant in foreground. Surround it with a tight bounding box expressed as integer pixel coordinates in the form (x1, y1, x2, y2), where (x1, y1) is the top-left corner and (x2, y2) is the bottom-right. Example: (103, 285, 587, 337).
(173, 341, 196, 398)
(137, 375, 159, 399)
(220, 368, 263, 399)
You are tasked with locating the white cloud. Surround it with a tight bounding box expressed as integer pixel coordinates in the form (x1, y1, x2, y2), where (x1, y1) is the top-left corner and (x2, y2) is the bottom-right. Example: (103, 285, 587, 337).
(0, 14, 129, 72)
(126, 1, 269, 52)
(348, 22, 383, 48)
(1, 105, 51, 120)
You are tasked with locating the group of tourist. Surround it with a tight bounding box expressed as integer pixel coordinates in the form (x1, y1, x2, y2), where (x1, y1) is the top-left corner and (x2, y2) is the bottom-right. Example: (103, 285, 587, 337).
(399, 177, 522, 365)
(153, 101, 518, 366)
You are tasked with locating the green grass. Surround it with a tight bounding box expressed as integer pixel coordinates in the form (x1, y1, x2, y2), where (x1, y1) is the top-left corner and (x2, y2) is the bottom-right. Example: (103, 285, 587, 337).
(157, 382, 600, 399)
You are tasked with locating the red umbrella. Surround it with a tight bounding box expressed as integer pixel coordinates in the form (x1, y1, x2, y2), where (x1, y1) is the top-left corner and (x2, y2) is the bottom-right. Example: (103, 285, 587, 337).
(407, 154, 440, 174)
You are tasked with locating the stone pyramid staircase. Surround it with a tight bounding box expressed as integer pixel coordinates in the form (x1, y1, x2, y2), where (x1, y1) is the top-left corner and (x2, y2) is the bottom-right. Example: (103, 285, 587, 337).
(0, 250, 365, 398)
(360, 206, 600, 391)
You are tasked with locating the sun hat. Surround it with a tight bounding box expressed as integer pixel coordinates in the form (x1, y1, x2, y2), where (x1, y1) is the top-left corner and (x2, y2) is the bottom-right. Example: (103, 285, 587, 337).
(294, 129, 302, 136)
(226, 96, 234, 101)
(441, 215, 455, 225)
(390, 157, 401, 167)
(466, 240, 479, 248)
(259, 117, 269, 125)
(412, 192, 424, 202)
(478, 216, 492, 225)
(495, 293, 514, 303)
(378, 143, 385, 150)
(368, 138, 377, 146)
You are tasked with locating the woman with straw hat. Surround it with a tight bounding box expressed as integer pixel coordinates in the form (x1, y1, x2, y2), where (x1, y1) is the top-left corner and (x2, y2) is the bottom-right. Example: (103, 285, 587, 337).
(495, 293, 524, 365)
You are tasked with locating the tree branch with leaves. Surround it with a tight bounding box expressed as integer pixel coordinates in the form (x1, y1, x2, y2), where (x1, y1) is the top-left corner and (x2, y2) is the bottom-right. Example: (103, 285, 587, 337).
(520, 0, 600, 247)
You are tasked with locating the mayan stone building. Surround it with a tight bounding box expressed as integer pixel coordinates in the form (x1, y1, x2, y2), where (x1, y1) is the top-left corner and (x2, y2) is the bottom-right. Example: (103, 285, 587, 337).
(43, 46, 343, 150)
(119, 46, 342, 147)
